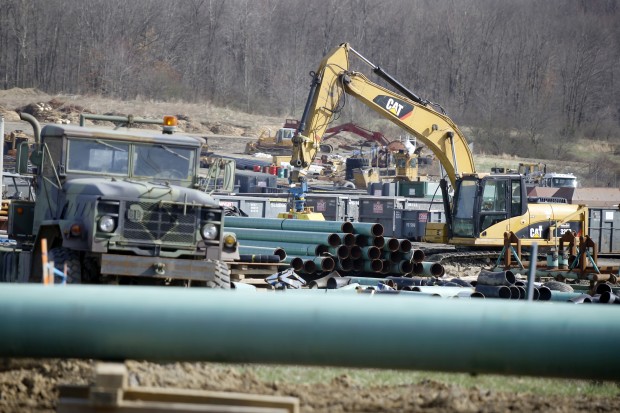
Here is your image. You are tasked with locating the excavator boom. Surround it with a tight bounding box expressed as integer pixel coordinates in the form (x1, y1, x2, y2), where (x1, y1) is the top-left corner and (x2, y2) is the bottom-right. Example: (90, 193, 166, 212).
(291, 43, 475, 186)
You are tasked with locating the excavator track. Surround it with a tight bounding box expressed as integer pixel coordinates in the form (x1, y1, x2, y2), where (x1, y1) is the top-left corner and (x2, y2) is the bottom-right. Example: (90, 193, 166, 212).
(413, 242, 541, 266)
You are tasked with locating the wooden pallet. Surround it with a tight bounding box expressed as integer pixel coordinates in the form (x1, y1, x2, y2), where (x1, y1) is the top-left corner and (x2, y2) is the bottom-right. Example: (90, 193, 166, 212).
(58, 362, 299, 413)
(228, 262, 290, 286)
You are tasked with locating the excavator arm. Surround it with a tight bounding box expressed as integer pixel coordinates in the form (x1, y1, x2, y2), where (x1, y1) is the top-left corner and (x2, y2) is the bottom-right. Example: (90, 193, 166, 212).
(291, 43, 475, 186)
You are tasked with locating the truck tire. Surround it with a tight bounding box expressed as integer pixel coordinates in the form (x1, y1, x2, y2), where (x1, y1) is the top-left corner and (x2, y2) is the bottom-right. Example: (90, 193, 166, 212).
(49, 247, 81, 284)
(205, 260, 231, 289)
(82, 256, 101, 284)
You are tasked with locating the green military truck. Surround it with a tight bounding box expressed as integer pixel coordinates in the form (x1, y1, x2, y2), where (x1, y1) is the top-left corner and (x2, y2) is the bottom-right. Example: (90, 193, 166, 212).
(5, 114, 237, 287)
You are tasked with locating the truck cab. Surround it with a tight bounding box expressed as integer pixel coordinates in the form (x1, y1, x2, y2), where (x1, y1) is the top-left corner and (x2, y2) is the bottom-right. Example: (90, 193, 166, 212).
(9, 124, 237, 286)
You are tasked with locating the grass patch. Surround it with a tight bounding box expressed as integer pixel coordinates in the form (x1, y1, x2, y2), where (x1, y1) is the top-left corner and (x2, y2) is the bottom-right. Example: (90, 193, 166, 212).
(235, 364, 620, 398)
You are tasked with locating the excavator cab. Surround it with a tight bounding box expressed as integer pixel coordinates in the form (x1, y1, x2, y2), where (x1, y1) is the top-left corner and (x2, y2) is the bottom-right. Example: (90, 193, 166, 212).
(275, 128, 296, 144)
(451, 175, 528, 240)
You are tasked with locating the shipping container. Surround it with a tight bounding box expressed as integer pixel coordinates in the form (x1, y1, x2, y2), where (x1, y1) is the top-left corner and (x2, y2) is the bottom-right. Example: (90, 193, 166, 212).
(588, 208, 620, 254)
(394, 209, 445, 241)
(214, 195, 289, 218)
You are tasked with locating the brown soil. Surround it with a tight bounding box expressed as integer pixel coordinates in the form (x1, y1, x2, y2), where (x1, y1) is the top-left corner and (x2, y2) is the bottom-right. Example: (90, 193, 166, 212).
(1, 359, 619, 413)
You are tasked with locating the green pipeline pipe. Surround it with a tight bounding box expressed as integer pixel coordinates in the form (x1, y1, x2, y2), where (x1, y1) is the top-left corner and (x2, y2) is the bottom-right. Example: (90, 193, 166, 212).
(548, 290, 593, 302)
(362, 236, 385, 248)
(336, 257, 354, 271)
(239, 239, 325, 256)
(351, 222, 383, 237)
(363, 259, 383, 273)
(288, 256, 335, 273)
(224, 217, 354, 234)
(398, 239, 412, 253)
(2, 285, 620, 380)
(281, 256, 303, 271)
(228, 227, 341, 247)
(327, 245, 350, 259)
(238, 246, 286, 261)
(413, 262, 444, 277)
(391, 260, 414, 275)
(382, 238, 400, 252)
(361, 246, 381, 260)
(339, 233, 356, 247)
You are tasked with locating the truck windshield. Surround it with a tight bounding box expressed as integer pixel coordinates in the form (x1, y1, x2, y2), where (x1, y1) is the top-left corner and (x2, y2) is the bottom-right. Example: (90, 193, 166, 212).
(67, 139, 129, 175)
(552, 178, 577, 188)
(133, 144, 194, 180)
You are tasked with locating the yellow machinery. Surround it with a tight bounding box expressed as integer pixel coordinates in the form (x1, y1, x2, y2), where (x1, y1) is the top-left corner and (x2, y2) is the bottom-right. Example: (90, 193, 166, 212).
(288, 43, 588, 248)
(244, 127, 296, 155)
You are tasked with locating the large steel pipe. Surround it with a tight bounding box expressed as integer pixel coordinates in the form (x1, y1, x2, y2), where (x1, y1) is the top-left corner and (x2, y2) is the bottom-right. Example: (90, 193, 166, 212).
(2, 285, 620, 380)
(477, 270, 516, 286)
(224, 217, 354, 233)
(239, 240, 326, 256)
(228, 227, 341, 247)
(413, 262, 444, 277)
(351, 222, 383, 237)
(360, 246, 381, 260)
(382, 238, 400, 252)
(475, 285, 511, 299)
(238, 246, 286, 261)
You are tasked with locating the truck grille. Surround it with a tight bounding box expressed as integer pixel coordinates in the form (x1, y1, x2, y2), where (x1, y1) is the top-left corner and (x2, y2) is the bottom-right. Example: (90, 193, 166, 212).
(123, 201, 197, 244)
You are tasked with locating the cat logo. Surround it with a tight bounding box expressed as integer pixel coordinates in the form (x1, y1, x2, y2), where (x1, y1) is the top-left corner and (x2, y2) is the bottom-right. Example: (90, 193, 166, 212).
(529, 225, 543, 238)
(373, 95, 413, 120)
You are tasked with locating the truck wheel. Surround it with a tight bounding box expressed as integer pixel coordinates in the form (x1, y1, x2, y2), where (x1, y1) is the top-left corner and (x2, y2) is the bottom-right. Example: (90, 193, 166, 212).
(206, 260, 231, 289)
(82, 256, 101, 284)
(49, 247, 81, 284)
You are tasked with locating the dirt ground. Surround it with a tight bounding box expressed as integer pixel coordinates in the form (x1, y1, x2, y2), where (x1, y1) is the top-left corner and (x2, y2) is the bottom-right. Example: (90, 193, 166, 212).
(1, 89, 619, 412)
(1, 358, 619, 413)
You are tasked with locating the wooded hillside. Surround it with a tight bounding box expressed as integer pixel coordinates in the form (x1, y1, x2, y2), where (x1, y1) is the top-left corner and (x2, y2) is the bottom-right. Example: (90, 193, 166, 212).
(1, 0, 618, 183)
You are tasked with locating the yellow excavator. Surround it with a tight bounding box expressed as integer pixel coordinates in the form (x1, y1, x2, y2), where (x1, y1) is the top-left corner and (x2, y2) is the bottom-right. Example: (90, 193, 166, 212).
(288, 43, 588, 248)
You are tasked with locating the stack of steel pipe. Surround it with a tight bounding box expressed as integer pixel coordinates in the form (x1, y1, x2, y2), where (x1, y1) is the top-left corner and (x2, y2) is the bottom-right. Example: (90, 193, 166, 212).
(224, 217, 427, 278)
(473, 269, 552, 300)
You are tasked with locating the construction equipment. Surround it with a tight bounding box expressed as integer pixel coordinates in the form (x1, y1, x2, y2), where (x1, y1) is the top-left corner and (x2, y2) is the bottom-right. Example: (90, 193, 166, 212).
(288, 43, 588, 248)
(246, 121, 391, 155)
(1, 113, 238, 286)
(539, 172, 578, 188)
(244, 127, 296, 154)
